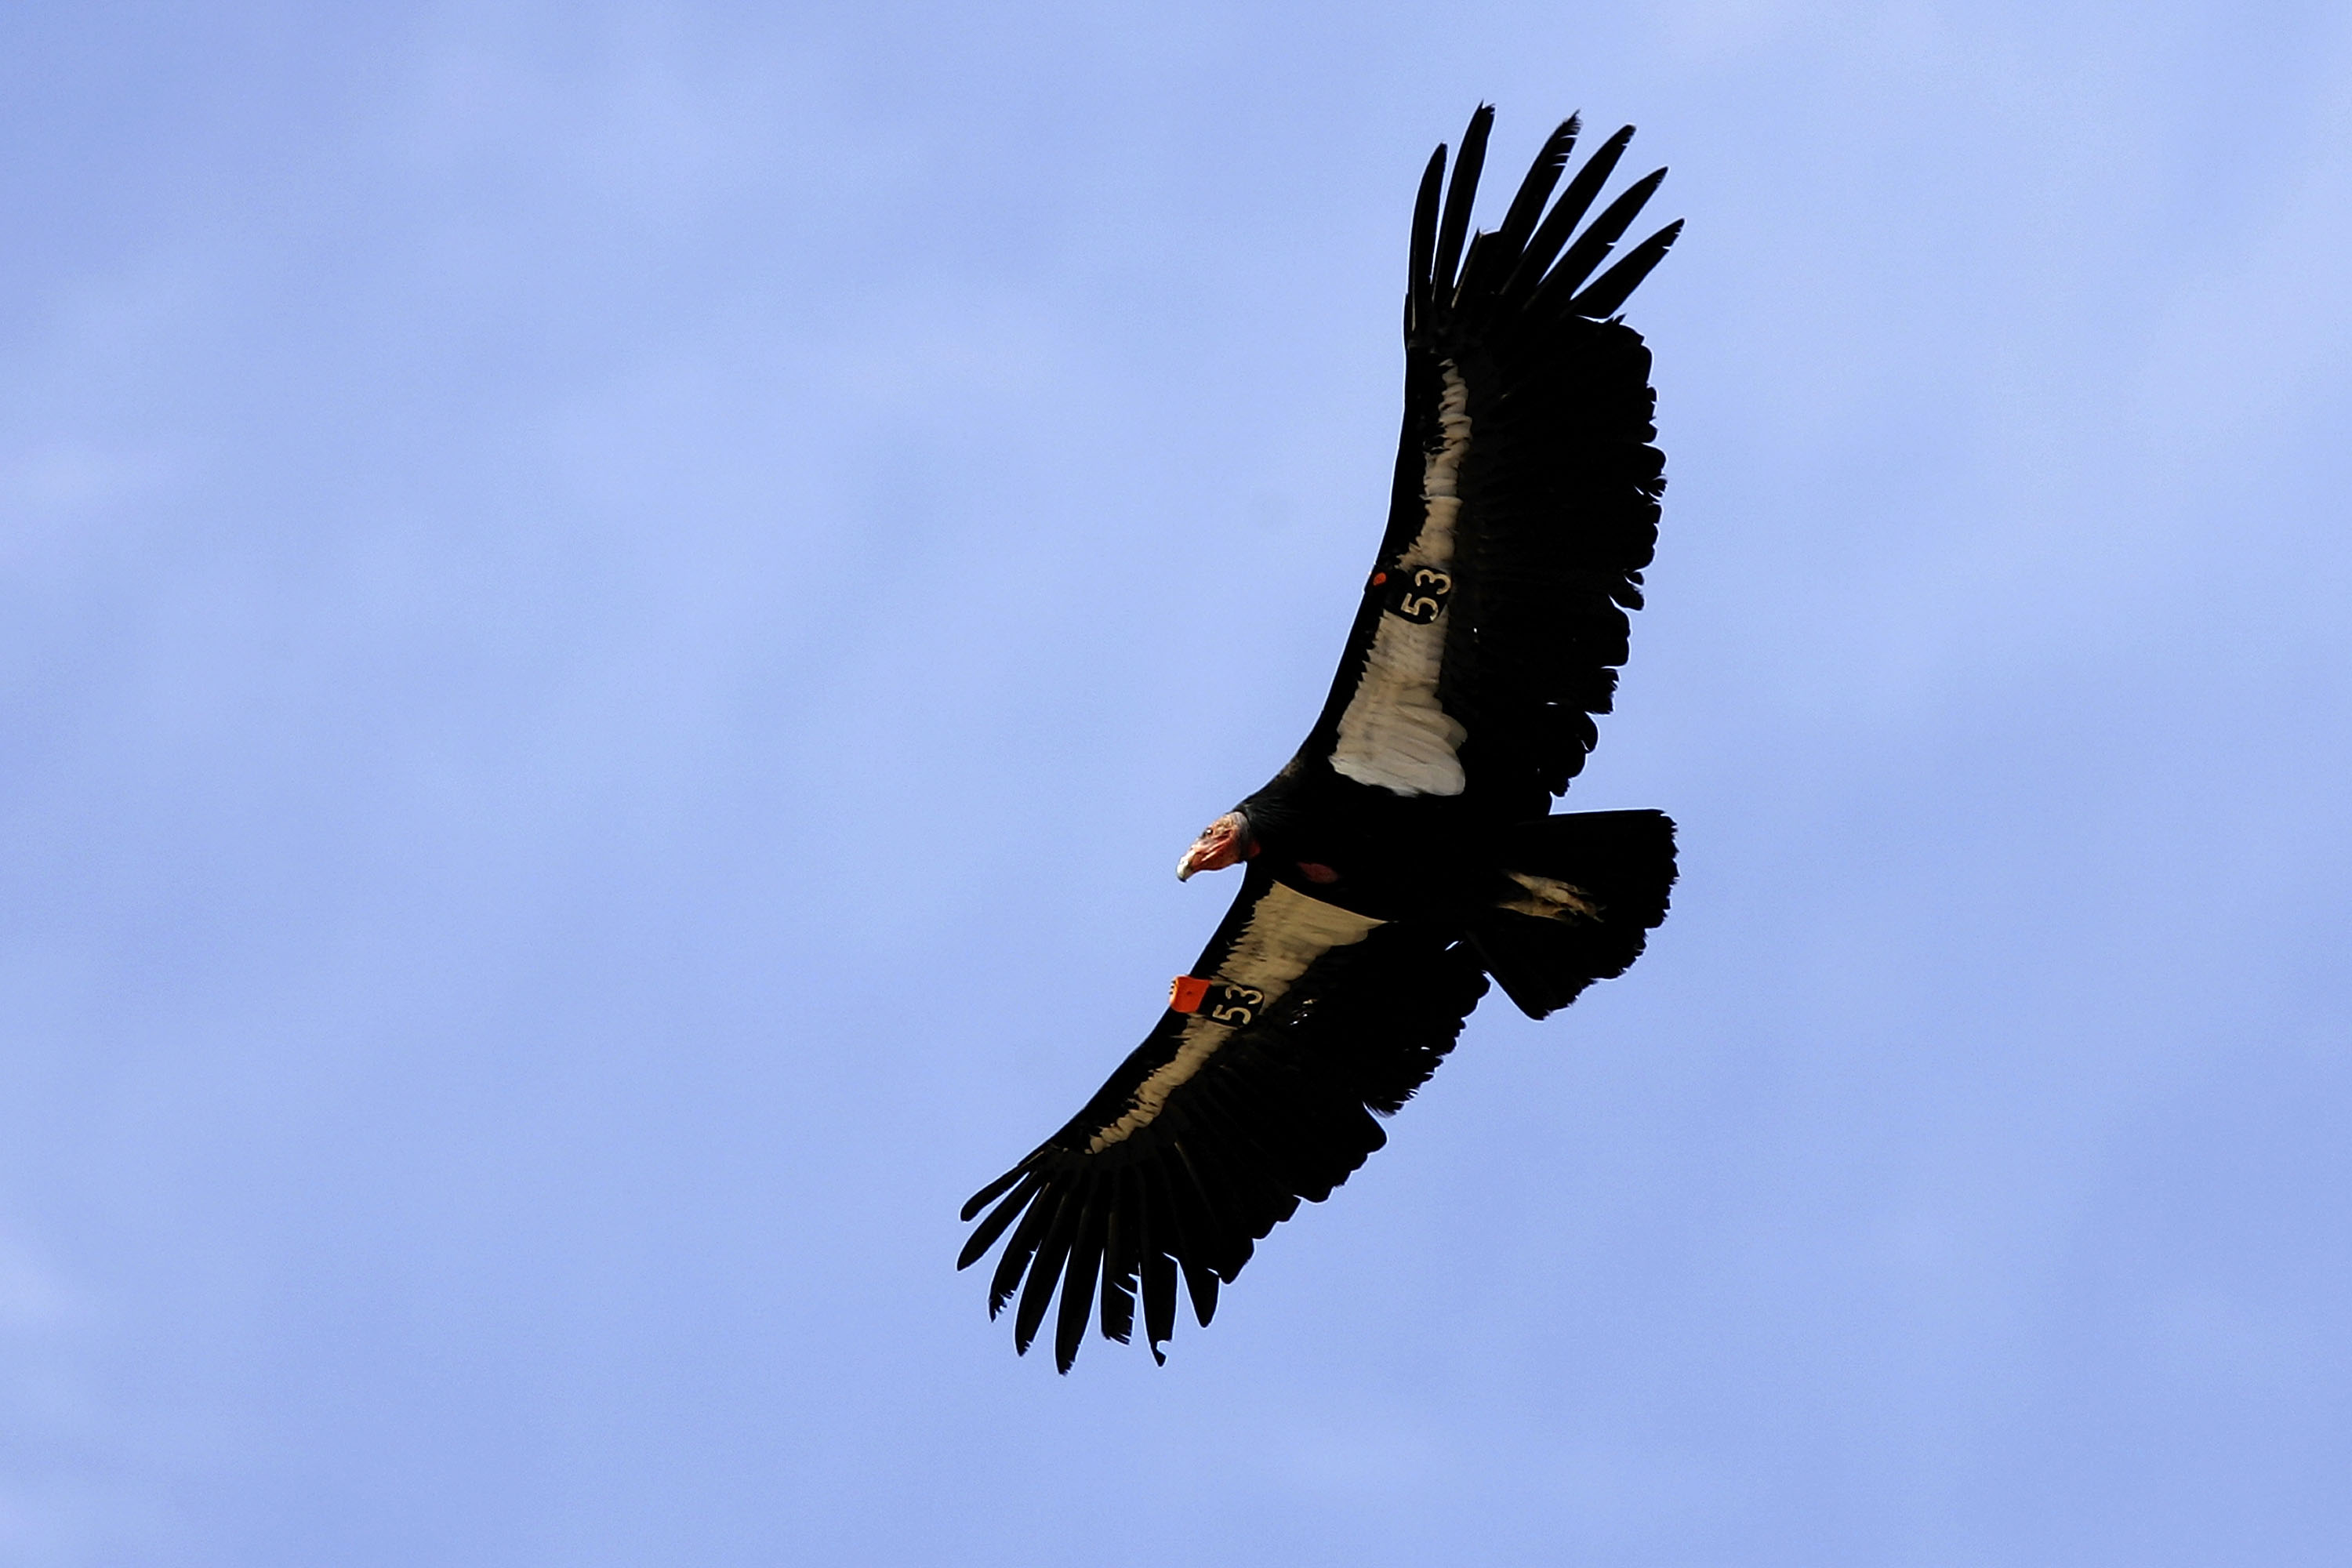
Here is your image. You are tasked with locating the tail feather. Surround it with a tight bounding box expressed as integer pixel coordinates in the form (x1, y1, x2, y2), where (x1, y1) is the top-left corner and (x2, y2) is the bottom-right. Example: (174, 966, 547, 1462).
(1466, 809, 1675, 1018)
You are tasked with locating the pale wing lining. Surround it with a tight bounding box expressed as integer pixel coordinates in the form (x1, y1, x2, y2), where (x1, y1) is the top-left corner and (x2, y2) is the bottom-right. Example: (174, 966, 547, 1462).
(1330, 360, 1472, 797)
(1087, 883, 1385, 1152)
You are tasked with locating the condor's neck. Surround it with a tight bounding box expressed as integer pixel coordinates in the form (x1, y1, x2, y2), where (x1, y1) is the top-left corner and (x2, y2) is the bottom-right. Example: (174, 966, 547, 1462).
(1234, 768, 1315, 851)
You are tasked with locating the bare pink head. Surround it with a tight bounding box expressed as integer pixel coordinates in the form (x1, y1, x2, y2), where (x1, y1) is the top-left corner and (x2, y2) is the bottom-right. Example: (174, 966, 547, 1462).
(1176, 811, 1254, 880)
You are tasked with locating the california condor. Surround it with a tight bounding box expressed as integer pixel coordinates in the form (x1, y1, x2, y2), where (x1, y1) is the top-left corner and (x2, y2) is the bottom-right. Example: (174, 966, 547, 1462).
(959, 107, 1682, 1370)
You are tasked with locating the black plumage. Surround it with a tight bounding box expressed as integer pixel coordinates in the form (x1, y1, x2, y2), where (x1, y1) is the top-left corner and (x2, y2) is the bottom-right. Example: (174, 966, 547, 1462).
(960, 107, 1683, 1370)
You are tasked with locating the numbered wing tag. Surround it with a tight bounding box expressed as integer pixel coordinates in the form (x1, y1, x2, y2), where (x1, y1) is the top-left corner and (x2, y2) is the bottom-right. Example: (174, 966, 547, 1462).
(1167, 975, 1269, 1029)
(1367, 564, 1454, 625)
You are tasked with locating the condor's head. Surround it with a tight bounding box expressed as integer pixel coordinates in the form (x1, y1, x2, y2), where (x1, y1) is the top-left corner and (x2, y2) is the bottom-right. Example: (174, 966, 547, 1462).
(1175, 811, 1254, 880)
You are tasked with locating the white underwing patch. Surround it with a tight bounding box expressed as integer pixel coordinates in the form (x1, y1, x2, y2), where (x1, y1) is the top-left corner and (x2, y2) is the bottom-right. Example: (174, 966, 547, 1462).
(1087, 883, 1384, 1151)
(1330, 361, 1472, 797)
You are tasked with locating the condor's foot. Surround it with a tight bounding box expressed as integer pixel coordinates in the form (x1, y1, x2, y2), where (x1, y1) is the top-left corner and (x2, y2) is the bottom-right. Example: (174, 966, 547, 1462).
(1497, 870, 1600, 921)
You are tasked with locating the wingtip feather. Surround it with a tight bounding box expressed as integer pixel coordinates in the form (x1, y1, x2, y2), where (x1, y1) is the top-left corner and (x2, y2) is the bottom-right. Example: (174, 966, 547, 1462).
(1534, 165, 1669, 310)
(1053, 1203, 1106, 1373)
(960, 1156, 1032, 1221)
(1570, 218, 1682, 318)
(1407, 143, 1446, 288)
(1492, 114, 1581, 252)
(956, 1174, 1039, 1272)
(1501, 123, 1636, 301)
(1430, 104, 1495, 299)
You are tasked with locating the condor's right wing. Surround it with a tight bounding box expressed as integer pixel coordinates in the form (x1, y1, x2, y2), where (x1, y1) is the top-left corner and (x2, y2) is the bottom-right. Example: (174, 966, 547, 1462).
(956, 860, 1489, 1371)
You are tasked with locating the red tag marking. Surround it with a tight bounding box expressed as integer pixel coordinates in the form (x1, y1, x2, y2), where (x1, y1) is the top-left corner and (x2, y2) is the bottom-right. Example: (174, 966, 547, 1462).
(1370, 572, 1387, 586)
(1296, 862, 1340, 884)
(1168, 975, 1211, 1013)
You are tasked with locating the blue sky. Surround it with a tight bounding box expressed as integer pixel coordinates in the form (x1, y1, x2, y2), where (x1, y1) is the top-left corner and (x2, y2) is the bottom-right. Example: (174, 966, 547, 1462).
(3, 2, 2347, 1563)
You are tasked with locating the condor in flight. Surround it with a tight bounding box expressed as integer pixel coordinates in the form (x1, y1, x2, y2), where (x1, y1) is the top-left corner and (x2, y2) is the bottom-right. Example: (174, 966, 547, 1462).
(959, 107, 1681, 1371)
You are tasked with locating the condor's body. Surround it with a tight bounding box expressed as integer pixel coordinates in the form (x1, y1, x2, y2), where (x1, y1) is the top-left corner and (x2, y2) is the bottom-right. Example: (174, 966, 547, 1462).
(959, 107, 1683, 1371)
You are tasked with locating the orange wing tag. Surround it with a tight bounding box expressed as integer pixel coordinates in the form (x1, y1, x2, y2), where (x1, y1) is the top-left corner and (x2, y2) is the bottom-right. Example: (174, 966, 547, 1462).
(1167, 975, 1267, 1027)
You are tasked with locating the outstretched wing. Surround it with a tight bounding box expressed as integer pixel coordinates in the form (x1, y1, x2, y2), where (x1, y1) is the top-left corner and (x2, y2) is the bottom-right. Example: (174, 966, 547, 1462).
(956, 861, 1489, 1371)
(1305, 107, 1678, 818)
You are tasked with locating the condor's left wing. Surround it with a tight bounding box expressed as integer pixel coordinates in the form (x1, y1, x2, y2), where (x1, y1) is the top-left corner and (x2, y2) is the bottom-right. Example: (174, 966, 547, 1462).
(956, 861, 1488, 1371)
(1302, 107, 1679, 819)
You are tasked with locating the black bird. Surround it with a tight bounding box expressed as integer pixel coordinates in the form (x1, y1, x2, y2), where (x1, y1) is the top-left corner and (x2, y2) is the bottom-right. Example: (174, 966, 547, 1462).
(959, 107, 1682, 1371)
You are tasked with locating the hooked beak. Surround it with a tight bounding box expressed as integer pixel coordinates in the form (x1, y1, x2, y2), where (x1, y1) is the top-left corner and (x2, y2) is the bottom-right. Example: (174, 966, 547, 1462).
(1177, 811, 1250, 881)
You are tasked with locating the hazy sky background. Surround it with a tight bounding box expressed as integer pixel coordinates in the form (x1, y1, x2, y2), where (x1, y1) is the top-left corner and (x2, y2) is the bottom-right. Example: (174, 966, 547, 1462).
(3, 2, 2347, 1563)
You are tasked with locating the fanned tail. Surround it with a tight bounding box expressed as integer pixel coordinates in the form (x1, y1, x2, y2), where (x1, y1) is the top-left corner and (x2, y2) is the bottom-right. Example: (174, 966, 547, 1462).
(1466, 809, 1676, 1018)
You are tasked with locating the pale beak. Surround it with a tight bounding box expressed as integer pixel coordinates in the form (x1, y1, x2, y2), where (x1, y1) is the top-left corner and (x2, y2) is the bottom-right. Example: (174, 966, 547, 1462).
(1177, 813, 1247, 881)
